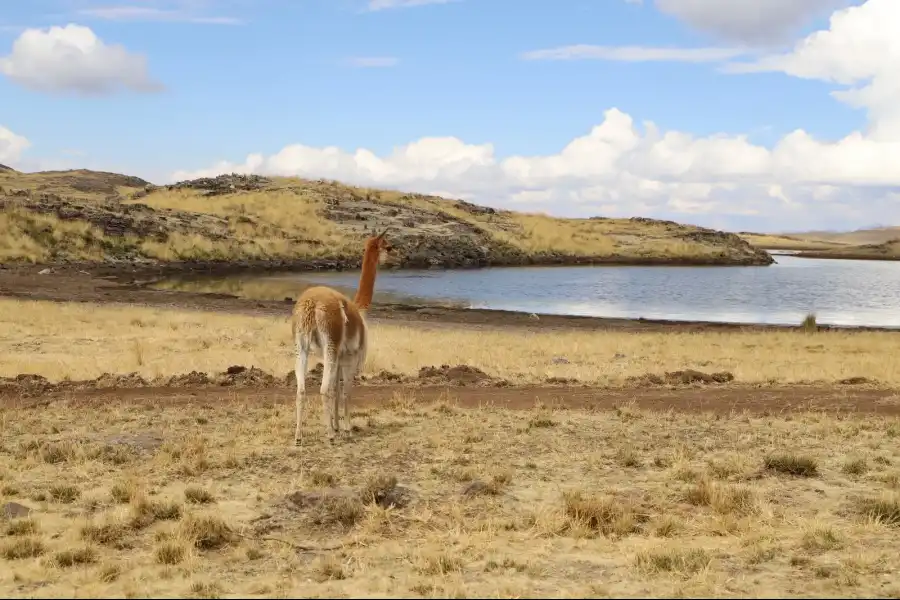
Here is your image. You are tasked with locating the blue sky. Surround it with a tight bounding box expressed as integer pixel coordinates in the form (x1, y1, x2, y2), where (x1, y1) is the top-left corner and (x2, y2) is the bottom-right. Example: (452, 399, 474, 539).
(2, 0, 897, 233)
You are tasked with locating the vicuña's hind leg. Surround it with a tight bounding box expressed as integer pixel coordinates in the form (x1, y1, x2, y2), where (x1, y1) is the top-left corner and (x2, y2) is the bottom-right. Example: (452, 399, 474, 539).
(320, 348, 339, 442)
(338, 355, 356, 437)
(293, 343, 309, 447)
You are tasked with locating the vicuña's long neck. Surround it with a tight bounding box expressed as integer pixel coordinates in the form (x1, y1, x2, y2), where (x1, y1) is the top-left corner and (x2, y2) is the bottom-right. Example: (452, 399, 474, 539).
(353, 246, 380, 310)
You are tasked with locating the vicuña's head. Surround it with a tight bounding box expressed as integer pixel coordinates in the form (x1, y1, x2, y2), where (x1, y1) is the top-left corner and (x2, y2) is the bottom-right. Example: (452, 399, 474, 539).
(365, 228, 393, 264)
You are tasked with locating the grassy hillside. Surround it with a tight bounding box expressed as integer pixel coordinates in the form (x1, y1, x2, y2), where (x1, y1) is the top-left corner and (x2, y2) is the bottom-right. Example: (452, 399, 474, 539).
(790, 239, 900, 261)
(738, 233, 851, 252)
(0, 167, 774, 268)
(740, 228, 900, 260)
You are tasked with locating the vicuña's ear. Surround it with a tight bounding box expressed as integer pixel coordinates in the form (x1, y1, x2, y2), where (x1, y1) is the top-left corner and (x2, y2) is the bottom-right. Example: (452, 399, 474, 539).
(376, 227, 391, 239)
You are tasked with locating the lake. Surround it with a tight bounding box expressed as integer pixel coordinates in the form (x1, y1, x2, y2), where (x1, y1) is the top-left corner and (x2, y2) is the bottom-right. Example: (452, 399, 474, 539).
(153, 254, 900, 328)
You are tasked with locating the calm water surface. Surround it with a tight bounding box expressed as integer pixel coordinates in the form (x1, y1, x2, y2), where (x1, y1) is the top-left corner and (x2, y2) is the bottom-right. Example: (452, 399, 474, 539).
(157, 254, 900, 328)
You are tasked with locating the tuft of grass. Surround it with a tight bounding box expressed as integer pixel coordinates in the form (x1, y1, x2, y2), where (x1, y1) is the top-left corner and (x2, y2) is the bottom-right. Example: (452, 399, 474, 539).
(857, 493, 900, 525)
(155, 541, 186, 565)
(49, 546, 97, 567)
(49, 483, 81, 504)
(561, 491, 640, 536)
(38, 442, 79, 464)
(527, 415, 557, 429)
(684, 477, 757, 515)
(417, 551, 465, 575)
(634, 547, 712, 576)
(129, 497, 183, 529)
(179, 514, 235, 550)
(309, 471, 337, 487)
(81, 521, 128, 546)
(764, 454, 819, 477)
(110, 481, 137, 504)
(1, 537, 45, 560)
(189, 581, 223, 598)
(313, 554, 347, 582)
(842, 457, 868, 476)
(184, 486, 215, 505)
(4, 518, 38, 536)
(616, 447, 642, 468)
(801, 526, 843, 551)
(310, 495, 365, 528)
(97, 563, 121, 582)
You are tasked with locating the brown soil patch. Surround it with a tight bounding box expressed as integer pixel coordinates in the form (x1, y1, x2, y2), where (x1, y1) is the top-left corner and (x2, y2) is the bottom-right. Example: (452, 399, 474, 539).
(4, 383, 900, 417)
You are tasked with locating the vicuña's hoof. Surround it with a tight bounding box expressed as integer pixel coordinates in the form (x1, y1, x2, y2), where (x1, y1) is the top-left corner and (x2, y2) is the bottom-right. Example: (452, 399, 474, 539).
(294, 438, 302, 447)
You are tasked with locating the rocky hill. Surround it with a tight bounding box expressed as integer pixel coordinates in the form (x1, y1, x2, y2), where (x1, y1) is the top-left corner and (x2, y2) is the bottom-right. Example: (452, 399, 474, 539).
(0, 169, 774, 270)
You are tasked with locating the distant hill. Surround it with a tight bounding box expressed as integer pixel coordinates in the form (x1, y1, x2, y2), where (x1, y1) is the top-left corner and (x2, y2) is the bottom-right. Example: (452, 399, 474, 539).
(740, 225, 900, 260)
(0, 167, 774, 268)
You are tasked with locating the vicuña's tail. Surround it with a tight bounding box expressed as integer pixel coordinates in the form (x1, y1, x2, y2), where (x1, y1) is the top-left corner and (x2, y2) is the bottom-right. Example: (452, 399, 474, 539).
(292, 297, 319, 345)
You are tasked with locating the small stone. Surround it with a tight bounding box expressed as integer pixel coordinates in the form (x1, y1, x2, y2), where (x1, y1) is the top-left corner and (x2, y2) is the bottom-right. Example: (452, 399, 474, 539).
(2, 502, 33, 519)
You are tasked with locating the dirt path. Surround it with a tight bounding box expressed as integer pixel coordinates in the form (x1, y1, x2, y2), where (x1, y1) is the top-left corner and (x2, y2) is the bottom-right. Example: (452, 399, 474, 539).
(5, 383, 900, 416)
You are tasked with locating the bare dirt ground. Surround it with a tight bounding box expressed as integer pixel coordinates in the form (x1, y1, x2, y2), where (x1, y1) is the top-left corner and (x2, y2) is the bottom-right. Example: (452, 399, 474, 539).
(4, 266, 900, 597)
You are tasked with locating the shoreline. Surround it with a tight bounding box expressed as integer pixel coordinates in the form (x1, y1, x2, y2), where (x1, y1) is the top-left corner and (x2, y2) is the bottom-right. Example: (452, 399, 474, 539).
(2, 261, 900, 334)
(790, 251, 900, 261)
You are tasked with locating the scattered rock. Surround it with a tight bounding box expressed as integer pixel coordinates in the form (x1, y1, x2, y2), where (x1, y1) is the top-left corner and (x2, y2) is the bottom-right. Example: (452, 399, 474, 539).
(545, 376, 578, 385)
(103, 432, 164, 452)
(417, 364, 498, 386)
(0, 374, 53, 397)
(626, 370, 735, 386)
(94, 372, 147, 388)
(285, 489, 356, 509)
(164, 173, 270, 196)
(37, 268, 53, 275)
(164, 371, 211, 387)
(214, 366, 279, 387)
(664, 370, 735, 384)
(625, 373, 665, 386)
(551, 356, 570, 364)
(460, 480, 495, 497)
(839, 376, 871, 385)
(361, 370, 408, 384)
(361, 476, 413, 509)
(2, 502, 32, 519)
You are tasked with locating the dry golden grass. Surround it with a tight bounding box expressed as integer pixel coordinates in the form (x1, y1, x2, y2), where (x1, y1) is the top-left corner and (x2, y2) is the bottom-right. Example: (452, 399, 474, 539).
(130, 184, 355, 262)
(0, 208, 110, 263)
(2, 392, 900, 597)
(1, 297, 899, 386)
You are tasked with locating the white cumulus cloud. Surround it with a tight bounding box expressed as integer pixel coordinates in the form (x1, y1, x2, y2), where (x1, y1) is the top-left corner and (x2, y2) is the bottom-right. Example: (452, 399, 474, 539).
(171, 0, 900, 231)
(652, 0, 851, 45)
(0, 125, 30, 167)
(0, 24, 163, 95)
